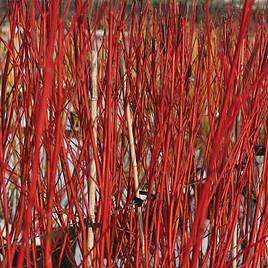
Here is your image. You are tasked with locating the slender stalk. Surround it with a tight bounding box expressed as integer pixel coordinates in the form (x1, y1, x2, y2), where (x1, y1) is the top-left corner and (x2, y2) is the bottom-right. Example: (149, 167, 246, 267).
(121, 54, 145, 263)
(232, 37, 244, 268)
(87, 49, 98, 267)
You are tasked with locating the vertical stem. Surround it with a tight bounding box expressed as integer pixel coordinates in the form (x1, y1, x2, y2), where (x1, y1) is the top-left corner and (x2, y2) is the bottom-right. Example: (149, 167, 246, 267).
(126, 104, 145, 255)
(232, 38, 244, 268)
(121, 55, 145, 264)
(88, 49, 98, 267)
(232, 223, 238, 268)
